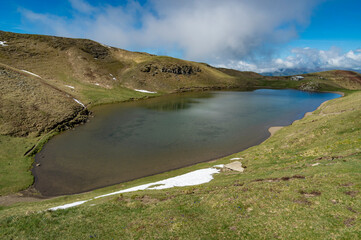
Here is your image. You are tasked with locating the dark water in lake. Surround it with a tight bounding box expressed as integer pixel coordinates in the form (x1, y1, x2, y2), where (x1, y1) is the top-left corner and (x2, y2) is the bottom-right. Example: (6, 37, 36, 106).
(33, 89, 340, 196)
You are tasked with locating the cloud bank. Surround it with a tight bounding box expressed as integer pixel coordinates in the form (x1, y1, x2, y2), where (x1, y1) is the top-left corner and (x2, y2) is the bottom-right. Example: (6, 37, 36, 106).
(219, 47, 361, 73)
(21, 0, 320, 62)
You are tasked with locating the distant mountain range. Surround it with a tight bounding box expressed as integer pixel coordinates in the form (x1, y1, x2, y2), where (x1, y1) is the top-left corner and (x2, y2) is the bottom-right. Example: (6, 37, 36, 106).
(262, 68, 361, 76)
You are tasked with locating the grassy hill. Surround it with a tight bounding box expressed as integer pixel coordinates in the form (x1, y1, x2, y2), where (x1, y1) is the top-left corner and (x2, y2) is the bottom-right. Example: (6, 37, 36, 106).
(0, 31, 360, 239)
(0, 30, 252, 99)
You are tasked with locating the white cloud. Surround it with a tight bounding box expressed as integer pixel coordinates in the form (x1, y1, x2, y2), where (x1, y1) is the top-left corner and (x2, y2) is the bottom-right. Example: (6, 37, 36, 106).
(68, 0, 96, 13)
(20, 0, 322, 62)
(220, 47, 361, 73)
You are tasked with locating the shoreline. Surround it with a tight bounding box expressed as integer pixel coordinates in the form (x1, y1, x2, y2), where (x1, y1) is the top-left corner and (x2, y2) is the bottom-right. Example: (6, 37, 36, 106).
(268, 90, 344, 137)
(3, 89, 344, 203)
(40, 91, 345, 209)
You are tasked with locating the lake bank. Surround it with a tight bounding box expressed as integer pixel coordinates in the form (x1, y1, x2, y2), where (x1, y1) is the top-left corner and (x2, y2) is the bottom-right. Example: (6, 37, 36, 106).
(32, 89, 341, 196)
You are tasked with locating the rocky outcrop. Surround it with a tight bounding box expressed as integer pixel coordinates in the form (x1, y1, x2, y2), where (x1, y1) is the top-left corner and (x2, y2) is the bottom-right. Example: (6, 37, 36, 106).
(79, 41, 110, 59)
(140, 64, 201, 75)
(299, 81, 320, 91)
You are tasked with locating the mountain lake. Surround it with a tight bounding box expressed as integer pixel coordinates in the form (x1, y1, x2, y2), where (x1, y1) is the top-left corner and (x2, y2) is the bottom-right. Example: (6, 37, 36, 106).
(33, 89, 341, 195)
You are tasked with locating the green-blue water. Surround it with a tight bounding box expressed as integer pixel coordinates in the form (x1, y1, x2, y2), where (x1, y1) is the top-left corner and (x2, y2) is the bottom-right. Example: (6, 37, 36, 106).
(34, 89, 340, 196)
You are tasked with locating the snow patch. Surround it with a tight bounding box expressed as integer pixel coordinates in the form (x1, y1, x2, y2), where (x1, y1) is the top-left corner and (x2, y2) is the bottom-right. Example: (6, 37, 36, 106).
(73, 98, 86, 108)
(0, 41, 8, 46)
(48, 200, 88, 211)
(65, 85, 75, 89)
(21, 70, 41, 78)
(109, 74, 116, 80)
(213, 164, 224, 168)
(95, 168, 220, 199)
(134, 89, 157, 94)
(48, 166, 221, 211)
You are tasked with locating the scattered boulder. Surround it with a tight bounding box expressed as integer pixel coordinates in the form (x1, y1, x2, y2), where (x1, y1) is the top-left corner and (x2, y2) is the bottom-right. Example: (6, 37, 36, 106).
(299, 81, 320, 91)
(224, 161, 245, 172)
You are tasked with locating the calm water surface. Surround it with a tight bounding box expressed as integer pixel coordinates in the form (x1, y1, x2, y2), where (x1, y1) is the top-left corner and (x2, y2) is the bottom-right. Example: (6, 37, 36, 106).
(34, 89, 340, 195)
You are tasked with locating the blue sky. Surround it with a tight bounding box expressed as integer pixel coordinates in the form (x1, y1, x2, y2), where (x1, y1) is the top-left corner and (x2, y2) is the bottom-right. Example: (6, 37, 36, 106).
(0, 0, 360, 72)
(285, 0, 361, 53)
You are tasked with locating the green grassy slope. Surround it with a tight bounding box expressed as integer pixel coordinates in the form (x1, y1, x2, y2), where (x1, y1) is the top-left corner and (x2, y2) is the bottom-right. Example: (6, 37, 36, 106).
(0, 30, 249, 99)
(1, 87, 360, 239)
(0, 64, 84, 137)
(0, 135, 36, 195)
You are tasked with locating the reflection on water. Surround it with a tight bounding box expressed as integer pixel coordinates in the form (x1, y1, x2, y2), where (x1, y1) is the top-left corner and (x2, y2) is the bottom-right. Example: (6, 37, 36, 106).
(142, 92, 214, 112)
(33, 89, 340, 196)
(144, 98, 199, 112)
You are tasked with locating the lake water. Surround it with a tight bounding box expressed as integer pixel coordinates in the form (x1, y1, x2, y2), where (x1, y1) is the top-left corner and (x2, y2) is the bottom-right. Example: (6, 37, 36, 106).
(33, 89, 340, 196)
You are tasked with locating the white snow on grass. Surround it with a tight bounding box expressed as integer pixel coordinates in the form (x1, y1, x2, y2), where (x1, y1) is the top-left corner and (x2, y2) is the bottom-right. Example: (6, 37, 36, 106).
(95, 168, 220, 198)
(213, 164, 225, 168)
(134, 89, 157, 94)
(48, 200, 88, 211)
(65, 85, 75, 89)
(21, 70, 41, 78)
(0, 41, 8, 46)
(109, 74, 117, 80)
(73, 98, 86, 108)
(48, 166, 221, 211)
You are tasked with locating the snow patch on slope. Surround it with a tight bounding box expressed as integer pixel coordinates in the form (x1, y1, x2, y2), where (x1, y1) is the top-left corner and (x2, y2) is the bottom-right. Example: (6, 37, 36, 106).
(73, 98, 86, 108)
(0, 41, 8, 46)
(65, 85, 75, 89)
(48, 166, 221, 211)
(109, 73, 117, 80)
(134, 89, 157, 94)
(21, 70, 41, 78)
(48, 201, 88, 211)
